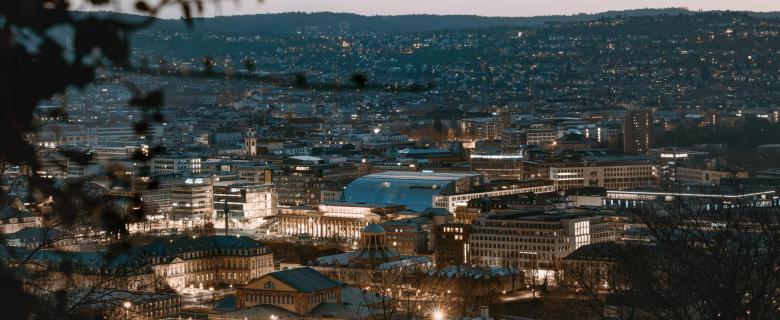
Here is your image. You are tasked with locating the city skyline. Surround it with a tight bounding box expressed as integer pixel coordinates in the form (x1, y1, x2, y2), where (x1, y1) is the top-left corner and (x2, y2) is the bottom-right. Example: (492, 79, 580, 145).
(3, 2, 780, 319)
(78, 0, 780, 19)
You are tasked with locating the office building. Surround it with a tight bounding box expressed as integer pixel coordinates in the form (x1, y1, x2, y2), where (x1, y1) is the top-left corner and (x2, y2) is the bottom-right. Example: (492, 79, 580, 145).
(170, 176, 213, 220)
(150, 156, 202, 176)
(549, 163, 660, 191)
(470, 153, 524, 181)
(212, 182, 276, 220)
(274, 156, 360, 207)
(623, 111, 653, 154)
(433, 223, 472, 266)
(469, 209, 616, 278)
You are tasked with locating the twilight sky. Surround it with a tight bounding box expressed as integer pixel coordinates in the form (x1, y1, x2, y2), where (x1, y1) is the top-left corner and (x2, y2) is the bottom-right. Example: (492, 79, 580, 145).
(76, 0, 780, 18)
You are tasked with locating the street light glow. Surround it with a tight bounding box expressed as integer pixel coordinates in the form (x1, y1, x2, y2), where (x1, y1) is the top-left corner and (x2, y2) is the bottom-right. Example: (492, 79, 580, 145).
(432, 309, 445, 320)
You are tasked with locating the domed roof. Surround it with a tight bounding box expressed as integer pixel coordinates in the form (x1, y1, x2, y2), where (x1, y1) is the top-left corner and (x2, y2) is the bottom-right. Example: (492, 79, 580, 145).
(363, 224, 386, 234)
(385, 147, 400, 160)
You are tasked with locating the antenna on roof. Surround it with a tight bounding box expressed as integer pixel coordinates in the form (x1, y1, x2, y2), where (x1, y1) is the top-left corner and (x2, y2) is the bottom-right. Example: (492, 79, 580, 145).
(224, 198, 229, 237)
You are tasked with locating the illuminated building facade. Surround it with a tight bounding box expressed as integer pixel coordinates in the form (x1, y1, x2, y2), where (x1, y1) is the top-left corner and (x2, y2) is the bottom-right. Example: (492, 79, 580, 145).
(212, 182, 276, 220)
(277, 203, 405, 239)
(548, 163, 660, 191)
(622, 111, 654, 154)
(170, 176, 213, 220)
(470, 153, 524, 181)
(469, 210, 616, 274)
(433, 223, 472, 266)
(148, 236, 274, 290)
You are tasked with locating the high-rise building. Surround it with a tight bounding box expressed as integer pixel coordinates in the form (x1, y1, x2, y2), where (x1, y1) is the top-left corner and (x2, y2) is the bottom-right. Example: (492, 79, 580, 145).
(623, 111, 654, 154)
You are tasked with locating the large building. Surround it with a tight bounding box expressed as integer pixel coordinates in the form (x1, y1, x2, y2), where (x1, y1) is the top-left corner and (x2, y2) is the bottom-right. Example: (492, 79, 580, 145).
(674, 167, 747, 185)
(170, 176, 214, 221)
(605, 187, 779, 209)
(549, 163, 660, 191)
(623, 111, 653, 154)
(273, 156, 360, 207)
(146, 235, 274, 290)
(342, 171, 554, 213)
(470, 153, 524, 181)
(433, 223, 472, 266)
(469, 209, 617, 279)
(433, 180, 555, 213)
(150, 156, 202, 176)
(236, 267, 342, 315)
(277, 203, 405, 239)
(341, 171, 482, 211)
(212, 182, 277, 221)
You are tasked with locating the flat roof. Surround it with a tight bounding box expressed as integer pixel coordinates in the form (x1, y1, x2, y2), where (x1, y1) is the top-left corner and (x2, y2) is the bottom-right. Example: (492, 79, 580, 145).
(360, 171, 480, 181)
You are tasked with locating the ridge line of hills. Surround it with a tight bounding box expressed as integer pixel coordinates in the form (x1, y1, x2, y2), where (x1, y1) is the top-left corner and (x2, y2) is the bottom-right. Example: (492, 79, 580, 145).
(80, 8, 780, 35)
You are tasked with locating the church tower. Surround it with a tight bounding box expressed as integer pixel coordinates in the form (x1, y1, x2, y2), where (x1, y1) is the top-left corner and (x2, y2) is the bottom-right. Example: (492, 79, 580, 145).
(244, 127, 257, 156)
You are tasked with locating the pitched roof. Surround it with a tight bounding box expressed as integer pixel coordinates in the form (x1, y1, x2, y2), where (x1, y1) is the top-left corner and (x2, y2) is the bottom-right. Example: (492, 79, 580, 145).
(269, 267, 340, 293)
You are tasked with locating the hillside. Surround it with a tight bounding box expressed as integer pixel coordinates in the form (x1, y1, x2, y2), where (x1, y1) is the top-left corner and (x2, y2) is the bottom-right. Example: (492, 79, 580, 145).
(85, 8, 779, 35)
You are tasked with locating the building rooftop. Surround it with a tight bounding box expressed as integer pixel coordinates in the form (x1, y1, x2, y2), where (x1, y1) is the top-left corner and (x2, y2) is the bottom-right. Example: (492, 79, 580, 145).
(342, 171, 479, 211)
(482, 208, 607, 222)
(268, 267, 341, 293)
(362, 224, 386, 234)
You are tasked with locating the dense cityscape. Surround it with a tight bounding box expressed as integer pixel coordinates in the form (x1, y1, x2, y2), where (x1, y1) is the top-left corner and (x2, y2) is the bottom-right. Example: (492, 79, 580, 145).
(1, 2, 780, 320)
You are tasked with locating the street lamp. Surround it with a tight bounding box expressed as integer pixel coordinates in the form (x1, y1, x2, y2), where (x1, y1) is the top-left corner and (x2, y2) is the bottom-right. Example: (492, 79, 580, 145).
(123, 301, 132, 319)
(432, 309, 445, 320)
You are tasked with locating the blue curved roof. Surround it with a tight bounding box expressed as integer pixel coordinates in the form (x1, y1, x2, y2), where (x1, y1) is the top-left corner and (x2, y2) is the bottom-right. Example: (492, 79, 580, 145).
(363, 224, 386, 234)
(342, 172, 472, 211)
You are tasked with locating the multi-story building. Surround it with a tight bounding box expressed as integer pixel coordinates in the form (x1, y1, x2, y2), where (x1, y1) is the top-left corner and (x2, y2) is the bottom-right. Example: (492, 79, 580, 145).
(381, 217, 431, 255)
(150, 156, 202, 176)
(674, 167, 747, 185)
(235, 163, 273, 184)
(170, 176, 213, 220)
(470, 153, 524, 181)
(500, 128, 525, 152)
(342, 171, 554, 214)
(90, 144, 144, 160)
(432, 180, 555, 213)
(91, 125, 163, 144)
(147, 235, 274, 290)
(469, 209, 616, 278)
(523, 124, 559, 146)
(433, 223, 472, 266)
(102, 291, 181, 320)
(605, 187, 779, 209)
(459, 117, 498, 140)
(212, 182, 276, 221)
(548, 162, 660, 191)
(623, 111, 654, 154)
(274, 156, 359, 207)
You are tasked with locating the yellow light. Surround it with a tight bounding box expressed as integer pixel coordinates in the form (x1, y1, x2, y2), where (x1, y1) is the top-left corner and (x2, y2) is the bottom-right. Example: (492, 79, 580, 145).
(432, 309, 445, 320)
